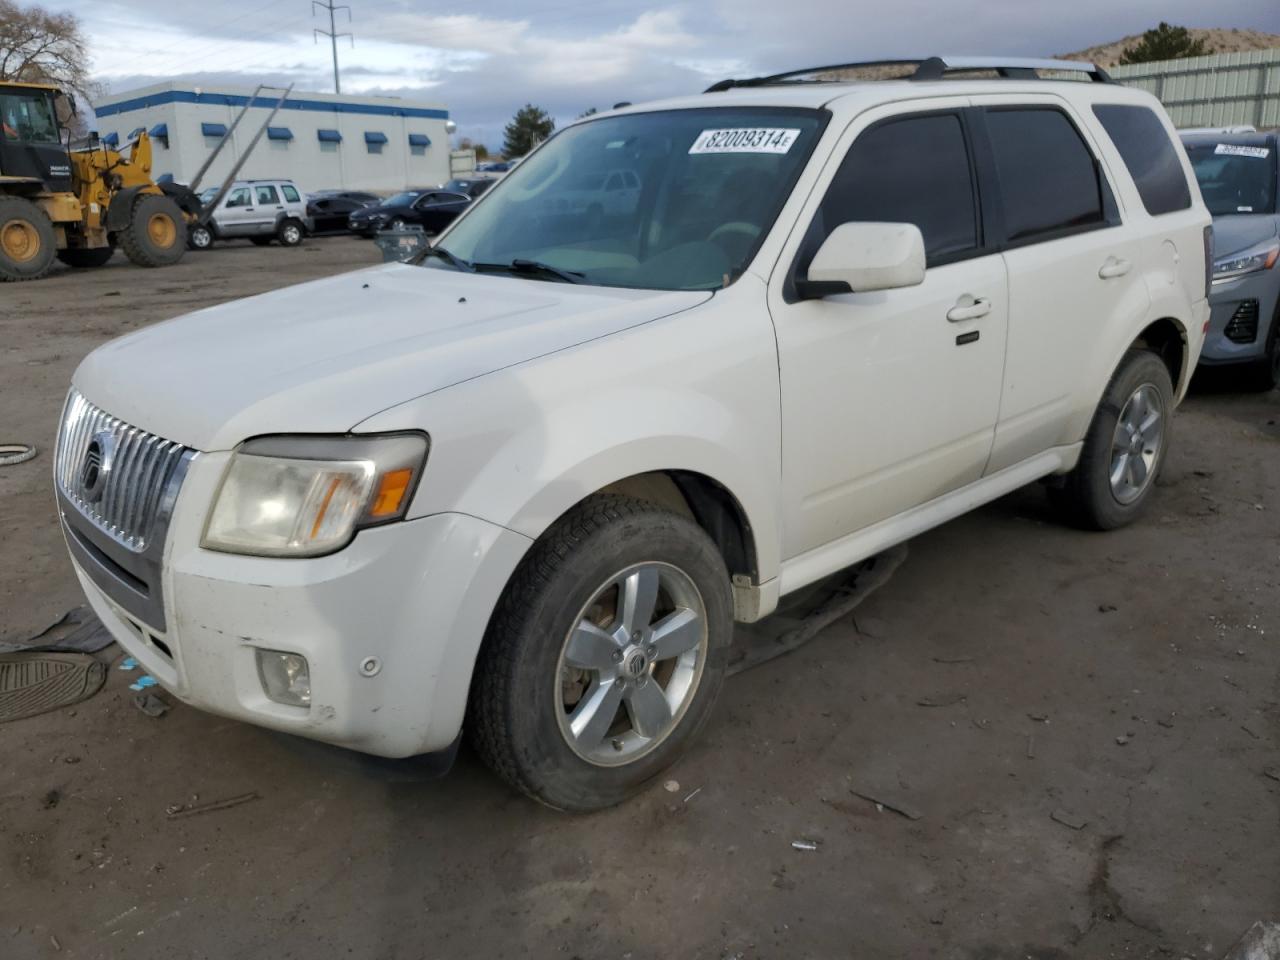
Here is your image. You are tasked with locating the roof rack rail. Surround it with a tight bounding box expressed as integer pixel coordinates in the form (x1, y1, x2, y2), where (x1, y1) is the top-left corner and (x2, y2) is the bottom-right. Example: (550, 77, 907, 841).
(703, 56, 1113, 93)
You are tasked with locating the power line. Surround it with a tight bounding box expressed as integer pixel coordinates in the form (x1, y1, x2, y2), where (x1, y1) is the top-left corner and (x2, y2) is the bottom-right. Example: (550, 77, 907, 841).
(312, 0, 353, 94)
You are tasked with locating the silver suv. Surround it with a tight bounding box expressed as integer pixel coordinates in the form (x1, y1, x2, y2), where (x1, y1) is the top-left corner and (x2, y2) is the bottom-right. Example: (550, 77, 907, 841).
(189, 179, 312, 250)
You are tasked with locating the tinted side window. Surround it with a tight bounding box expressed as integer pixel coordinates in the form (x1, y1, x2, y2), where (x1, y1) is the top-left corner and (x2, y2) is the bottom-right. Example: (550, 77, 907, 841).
(819, 113, 978, 264)
(1092, 104, 1192, 216)
(255, 185, 280, 205)
(281, 184, 301, 203)
(985, 109, 1105, 243)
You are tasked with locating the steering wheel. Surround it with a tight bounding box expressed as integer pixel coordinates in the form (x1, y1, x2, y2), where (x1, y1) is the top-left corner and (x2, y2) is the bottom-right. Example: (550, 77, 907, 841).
(708, 221, 761, 246)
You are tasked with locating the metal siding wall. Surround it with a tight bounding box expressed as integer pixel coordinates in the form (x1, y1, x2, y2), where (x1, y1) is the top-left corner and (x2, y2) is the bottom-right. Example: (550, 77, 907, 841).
(1112, 48, 1280, 129)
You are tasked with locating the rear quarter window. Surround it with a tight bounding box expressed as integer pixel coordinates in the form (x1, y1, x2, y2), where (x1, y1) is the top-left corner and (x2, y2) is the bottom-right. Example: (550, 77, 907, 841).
(281, 184, 301, 203)
(984, 108, 1107, 244)
(1092, 104, 1192, 216)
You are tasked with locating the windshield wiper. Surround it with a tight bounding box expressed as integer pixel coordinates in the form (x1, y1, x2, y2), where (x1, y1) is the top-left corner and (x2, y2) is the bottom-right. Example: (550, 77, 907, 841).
(474, 259, 585, 284)
(417, 244, 474, 272)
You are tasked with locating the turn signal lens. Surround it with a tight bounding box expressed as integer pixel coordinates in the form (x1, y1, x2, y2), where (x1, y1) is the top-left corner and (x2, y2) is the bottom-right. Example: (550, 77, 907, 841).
(369, 468, 413, 518)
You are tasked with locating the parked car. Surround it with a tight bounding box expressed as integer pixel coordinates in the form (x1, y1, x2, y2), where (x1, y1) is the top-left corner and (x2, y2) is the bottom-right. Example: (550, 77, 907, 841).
(1181, 130, 1280, 389)
(308, 194, 376, 235)
(189, 179, 311, 250)
(347, 190, 470, 237)
(311, 189, 381, 205)
(554, 168, 642, 217)
(56, 57, 1209, 811)
(442, 177, 497, 199)
(476, 161, 513, 173)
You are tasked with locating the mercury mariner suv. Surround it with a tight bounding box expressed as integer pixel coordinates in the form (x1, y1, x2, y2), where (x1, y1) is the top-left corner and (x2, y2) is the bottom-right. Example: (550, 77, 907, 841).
(55, 57, 1210, 811)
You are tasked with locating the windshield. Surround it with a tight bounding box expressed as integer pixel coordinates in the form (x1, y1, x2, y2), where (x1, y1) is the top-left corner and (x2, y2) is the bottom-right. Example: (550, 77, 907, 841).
(437, 107, 826, 290)
(1186, 142, 1277, 215)
(0, 92, 59, 143)
(382, 192, 419, 207)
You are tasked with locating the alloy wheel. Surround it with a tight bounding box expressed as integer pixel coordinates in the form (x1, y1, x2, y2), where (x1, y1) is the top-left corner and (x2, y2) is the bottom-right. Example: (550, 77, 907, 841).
(1109, 382, 1164, 504)
(555, 562, 708, 766)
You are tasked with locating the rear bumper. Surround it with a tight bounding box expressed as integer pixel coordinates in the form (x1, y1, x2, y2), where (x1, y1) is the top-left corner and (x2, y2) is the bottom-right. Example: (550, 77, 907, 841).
(65, 450, 531, 757)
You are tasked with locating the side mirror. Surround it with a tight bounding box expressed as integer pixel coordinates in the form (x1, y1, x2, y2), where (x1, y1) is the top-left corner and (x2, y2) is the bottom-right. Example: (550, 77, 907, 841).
(797, 222, 926, 299)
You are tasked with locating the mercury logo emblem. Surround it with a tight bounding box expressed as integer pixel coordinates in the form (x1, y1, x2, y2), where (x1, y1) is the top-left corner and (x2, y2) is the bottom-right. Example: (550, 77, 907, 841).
(79, 431, 115, 503)
(623, 650, 648, 680)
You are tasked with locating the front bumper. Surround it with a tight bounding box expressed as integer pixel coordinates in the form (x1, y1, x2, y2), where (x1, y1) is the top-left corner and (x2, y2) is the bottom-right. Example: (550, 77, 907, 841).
(1199, 270, 1280, 366)
(64, 450, 531, 758)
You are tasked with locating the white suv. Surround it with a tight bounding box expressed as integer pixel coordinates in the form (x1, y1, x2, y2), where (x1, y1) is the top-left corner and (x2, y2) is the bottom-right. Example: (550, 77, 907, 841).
(56, 58, 1210, 810)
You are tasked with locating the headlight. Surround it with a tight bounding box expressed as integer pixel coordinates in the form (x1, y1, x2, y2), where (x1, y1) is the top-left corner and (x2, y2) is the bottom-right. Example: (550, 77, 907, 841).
(202, 433, 428, 557)
(1212, 238, 1279, 283)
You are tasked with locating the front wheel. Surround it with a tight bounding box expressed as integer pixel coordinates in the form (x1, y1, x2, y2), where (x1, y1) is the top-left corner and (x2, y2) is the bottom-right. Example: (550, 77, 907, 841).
(188, 223, 213, 250)
(1050, 349, 1174, 530)
(119, 194, 187, 267)
(469, 495, 733, 811)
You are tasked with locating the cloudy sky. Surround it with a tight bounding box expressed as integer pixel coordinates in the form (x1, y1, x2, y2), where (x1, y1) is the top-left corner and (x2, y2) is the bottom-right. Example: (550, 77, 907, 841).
(80, 0, 1280, 150)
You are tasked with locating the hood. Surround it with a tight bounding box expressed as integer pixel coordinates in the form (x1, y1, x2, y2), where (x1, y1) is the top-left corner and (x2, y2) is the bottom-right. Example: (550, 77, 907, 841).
(74, 263, 710, 451)
(1211, 214, 1279, 258)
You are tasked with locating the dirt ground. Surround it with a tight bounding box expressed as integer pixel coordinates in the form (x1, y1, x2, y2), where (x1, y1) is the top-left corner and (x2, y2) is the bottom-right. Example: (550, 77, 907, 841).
(1, 238, 1277, 960)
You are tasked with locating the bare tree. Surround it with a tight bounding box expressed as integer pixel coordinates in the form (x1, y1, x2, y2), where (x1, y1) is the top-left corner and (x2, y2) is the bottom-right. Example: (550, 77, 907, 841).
(0, 0, 90, 93)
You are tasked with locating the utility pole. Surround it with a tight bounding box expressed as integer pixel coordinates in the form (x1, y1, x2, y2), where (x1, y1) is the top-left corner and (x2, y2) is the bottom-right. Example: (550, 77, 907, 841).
(312, 0, 352, 95)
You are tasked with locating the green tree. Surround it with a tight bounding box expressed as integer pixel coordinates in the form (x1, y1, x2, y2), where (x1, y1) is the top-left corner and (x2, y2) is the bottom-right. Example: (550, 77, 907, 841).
(1119, 23, 1211, 65)
(502, 103, 555, 157)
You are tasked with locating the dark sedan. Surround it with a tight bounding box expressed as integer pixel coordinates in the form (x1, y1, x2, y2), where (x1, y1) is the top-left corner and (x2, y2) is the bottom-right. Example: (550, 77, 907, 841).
(308, 194, 376, 235)
(347, 190, 471, 237)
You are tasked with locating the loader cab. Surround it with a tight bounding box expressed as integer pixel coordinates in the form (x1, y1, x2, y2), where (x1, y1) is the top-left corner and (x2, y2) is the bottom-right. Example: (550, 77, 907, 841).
(0, 83, 73, 192)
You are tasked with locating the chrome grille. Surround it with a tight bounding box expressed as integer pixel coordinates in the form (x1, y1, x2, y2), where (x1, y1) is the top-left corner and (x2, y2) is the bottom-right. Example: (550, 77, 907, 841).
(55, 390, 191, 552)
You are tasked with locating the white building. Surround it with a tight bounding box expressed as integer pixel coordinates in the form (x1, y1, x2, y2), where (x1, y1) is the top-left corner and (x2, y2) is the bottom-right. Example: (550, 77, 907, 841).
(92, 83, 452, 194)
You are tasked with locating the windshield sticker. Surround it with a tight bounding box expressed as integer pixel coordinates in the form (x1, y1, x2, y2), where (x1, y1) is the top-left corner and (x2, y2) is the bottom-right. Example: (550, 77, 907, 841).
(1215, 143, 1270, 159)
(689, 128, 801, 155)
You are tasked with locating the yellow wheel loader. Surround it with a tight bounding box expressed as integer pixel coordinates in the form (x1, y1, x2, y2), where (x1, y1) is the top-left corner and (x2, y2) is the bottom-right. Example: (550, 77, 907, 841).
(0, 81, 197, 281)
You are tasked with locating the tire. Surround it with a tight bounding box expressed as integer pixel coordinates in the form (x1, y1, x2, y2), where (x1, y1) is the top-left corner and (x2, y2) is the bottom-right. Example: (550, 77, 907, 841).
(469, 494, 733, 811)
(56, 247, 115, 269)
(276, 218, 304, 246)
(1246, 309, 1280, 392)
(250, 237, 272, 247)
(188, 223, 213, 250)
(119, 194, 187, 267)
(0, 196, 57, 281)
(1050, 349, 1174, 530)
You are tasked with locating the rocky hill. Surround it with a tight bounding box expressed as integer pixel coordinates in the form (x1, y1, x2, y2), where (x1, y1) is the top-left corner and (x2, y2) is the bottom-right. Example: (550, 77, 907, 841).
(1062, 27, 1280, 67)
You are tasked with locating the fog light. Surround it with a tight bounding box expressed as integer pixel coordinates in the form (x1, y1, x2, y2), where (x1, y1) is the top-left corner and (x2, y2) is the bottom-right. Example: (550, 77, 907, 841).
(256, 649, 311, 707)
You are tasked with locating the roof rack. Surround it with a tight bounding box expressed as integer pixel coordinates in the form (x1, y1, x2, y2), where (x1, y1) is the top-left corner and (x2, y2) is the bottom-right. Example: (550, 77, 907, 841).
(703, 56, 1113, 93)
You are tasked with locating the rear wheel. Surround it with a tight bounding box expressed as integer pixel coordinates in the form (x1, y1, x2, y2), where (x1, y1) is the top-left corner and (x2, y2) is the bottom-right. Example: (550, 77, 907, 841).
(0, 196, 56, 281)
(1050, 349, 1174, 530)
(469, 495, 732, 811)
(276, 218, 304, 246)
(119, 194, 187, 267)
(56, 247, 115, 269)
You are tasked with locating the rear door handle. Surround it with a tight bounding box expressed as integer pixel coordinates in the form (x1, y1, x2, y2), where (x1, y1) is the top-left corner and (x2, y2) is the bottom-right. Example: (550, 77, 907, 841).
(947, 296, 991, 323)
(1098, 256, 1132, 279)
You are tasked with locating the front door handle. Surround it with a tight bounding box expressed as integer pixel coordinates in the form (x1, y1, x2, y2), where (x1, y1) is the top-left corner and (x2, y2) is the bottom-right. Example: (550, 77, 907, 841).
(1098, 256, 1132, 279)
(947, 295, 991, 323)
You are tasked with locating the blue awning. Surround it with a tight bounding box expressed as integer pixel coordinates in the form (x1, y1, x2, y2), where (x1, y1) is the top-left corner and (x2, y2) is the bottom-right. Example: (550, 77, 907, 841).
(407, 133, 431, 147)
(267, 126, 293, 141)
(149, 123, 168, 138)
(364, 131, 388, 144)
(317, 128, 342, 143)
(129, 126, 145, 139)
(201, 122, 227, 137)
(101, 131, 119, 146)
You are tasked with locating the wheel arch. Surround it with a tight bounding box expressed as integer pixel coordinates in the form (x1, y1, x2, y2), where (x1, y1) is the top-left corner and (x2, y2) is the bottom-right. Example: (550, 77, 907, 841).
(1131, 316, 1189, 398)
